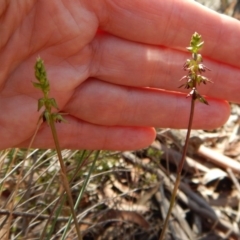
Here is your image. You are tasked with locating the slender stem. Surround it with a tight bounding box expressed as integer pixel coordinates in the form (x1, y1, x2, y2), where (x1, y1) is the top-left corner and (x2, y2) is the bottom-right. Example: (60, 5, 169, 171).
(40, 151, 92, 240)
(61, 150, 100, 240)
(159, 96, 195, 240)
(49, 117, 82, 240)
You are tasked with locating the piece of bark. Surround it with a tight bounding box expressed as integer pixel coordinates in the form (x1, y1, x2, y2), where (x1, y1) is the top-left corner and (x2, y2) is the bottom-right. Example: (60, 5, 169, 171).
(197, 145, 240, 174)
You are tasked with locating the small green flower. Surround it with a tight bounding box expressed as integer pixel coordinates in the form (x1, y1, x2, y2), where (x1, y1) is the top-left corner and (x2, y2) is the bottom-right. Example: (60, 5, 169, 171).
(186, 88, 208, 105)
(186, 32, 204, 54)
(33, 58, 50, 95)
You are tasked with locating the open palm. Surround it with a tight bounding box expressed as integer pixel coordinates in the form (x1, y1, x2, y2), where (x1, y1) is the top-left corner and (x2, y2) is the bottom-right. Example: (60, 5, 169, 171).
(1, 0, 240, 150)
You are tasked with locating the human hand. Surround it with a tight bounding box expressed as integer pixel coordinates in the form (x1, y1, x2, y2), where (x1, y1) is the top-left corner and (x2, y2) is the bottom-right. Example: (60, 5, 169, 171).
(1, 0, 239, 150)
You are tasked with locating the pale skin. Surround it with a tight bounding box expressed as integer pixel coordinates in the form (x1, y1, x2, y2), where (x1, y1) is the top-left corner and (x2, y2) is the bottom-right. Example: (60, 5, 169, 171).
(1, 0, 240, 150)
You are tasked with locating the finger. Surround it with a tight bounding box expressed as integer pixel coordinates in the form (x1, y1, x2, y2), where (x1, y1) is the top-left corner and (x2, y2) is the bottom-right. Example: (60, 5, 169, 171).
(93, 0, 240, 67)
(64, 79, 230, 129)
(18, 116, 156, 150)
(90, 34, 240, 103)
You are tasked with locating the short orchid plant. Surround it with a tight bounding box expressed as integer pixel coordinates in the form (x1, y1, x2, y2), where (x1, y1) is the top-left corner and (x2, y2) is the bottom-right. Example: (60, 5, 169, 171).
(159, 32, 212, 240)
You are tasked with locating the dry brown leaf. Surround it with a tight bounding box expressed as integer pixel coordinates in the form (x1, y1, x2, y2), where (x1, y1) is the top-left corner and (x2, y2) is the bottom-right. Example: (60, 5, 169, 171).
(202, 168, 227, 185)
(98, 209, 150, 230)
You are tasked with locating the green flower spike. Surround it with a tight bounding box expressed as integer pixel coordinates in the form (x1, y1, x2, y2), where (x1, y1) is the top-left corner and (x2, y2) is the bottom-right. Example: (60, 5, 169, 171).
(33, 57, 67, 124)
(179, 32, 212, 105)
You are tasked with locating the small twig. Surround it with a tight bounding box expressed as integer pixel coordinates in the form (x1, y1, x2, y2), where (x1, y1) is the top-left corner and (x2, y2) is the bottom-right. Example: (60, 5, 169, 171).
(197, 145, 240, 173)
(0, 209, 70, 221)
(227, 168, 240, 223)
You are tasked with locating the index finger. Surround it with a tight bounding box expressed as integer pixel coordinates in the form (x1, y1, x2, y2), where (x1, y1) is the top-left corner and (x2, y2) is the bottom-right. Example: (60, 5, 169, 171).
(92, 0, 240, 67)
